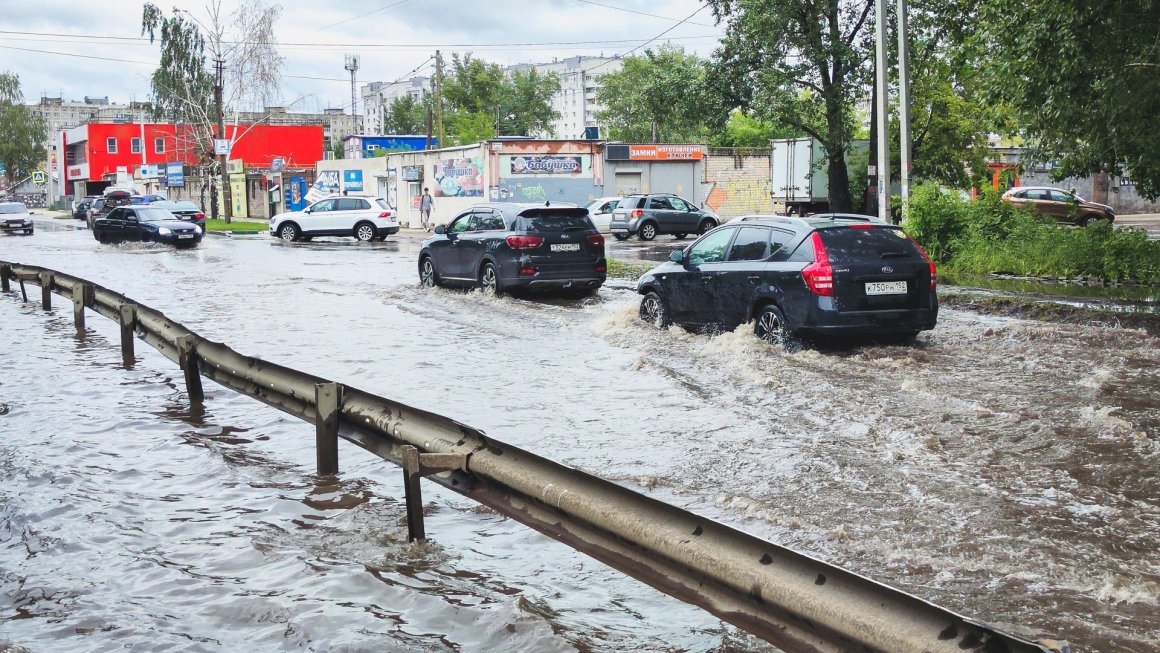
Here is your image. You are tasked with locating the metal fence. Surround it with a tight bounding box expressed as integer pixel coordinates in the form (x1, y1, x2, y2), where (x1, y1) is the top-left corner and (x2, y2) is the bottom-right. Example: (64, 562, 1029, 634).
(0, 260, 1070, 653)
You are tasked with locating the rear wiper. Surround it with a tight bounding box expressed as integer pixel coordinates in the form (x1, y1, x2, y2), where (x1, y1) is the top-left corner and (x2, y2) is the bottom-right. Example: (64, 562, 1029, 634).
(880, 251, 910, 258)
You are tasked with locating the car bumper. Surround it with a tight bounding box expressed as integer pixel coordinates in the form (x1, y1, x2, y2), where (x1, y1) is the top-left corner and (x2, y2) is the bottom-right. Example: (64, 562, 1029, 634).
(1, 221, 33, 232)
(158, 233, 203, 246)
(502, 262, 606, 291)
(377, 225, 400, 237)
(797, 302, 939, 335)
(609, 218, 638, 235)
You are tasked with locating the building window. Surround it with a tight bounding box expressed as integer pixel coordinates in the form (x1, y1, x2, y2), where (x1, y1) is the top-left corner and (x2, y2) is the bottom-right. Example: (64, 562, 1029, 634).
(131, 137, 142, 154)
(155, 137, 166, 154)
(107, 137, 118, 154)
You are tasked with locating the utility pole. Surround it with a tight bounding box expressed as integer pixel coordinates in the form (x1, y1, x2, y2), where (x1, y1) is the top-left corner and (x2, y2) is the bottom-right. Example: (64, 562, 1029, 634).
(896, 0, 912, 224)
(214, 57, 231, 222)
(873, 0, 891, 224)
(434, 50, 444, 147)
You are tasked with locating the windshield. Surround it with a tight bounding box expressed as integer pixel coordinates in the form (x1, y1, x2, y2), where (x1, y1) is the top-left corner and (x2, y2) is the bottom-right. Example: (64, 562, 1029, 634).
(137, 208, 176, 222)
(0, 203, 29, 214)
(517, 209, 594, 232)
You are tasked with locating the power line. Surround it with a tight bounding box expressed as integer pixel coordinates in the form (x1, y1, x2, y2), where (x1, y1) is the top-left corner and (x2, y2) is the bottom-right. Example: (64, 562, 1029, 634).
(317, 0, 417, 30)
(572, 0, 717, 28)
(586, 4, 710, 74)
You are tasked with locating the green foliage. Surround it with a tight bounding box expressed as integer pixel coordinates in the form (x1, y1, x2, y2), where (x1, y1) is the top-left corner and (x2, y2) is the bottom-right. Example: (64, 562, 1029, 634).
(708, 0, 875, 212)
(711, 109, 798, 147)
(439, 54, 560, 144)
(141, 3, 212, 123)
(383, 93, 428, 134)
(594, 44, 719, 143)
(904, 182, 1160, 283)
(0, 71, 47, 184)
(981, 0, 1160, 199)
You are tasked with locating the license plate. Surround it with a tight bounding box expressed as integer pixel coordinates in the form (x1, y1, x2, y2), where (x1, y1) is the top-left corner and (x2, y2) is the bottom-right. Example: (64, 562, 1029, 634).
(865, 281, 907, 295)
(178, 234, 194, 239)
(550, 243, 580, 252)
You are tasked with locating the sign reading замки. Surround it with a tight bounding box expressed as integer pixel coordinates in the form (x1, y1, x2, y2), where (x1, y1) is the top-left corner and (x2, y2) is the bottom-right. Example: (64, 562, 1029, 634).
(509, 155, 583, 175)
(604, 143, 705, 161)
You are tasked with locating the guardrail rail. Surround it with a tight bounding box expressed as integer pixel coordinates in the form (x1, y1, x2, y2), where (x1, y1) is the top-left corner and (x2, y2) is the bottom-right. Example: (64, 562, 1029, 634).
(0, 260, 1071, 653)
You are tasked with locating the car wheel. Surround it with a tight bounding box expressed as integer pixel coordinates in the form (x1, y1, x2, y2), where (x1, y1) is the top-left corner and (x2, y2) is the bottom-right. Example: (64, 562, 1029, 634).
(613, 233, 629, 241)
(639, 291, 670, 329)
(638, 222, 657, 241)
(479, 261, 501, 296)
(673, 233, 688, 240)
(697, 219, 717, 235)
(1079, 214, 1100, 227)
(753, 304, 798, 350)
(278, 223, 299, 242)
(419, 256, 440, 288)
(354, 222, 376, 242)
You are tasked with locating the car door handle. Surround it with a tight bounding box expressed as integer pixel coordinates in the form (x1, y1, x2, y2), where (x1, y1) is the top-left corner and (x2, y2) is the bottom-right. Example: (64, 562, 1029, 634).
(747, 275, 761, 282)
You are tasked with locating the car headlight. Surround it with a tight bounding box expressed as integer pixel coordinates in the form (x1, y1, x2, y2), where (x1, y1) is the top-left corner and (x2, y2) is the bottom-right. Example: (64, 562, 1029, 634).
(158, 227, 172, 235)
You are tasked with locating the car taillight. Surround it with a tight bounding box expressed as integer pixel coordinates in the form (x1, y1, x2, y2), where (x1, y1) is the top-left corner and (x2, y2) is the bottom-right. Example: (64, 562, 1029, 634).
(910, 238, 937, 291)
(586, 233, 604, 247)
(519, 266, 537, 276)
(506, 235, 544, 249)
(631, 209, 644, 219)
(595, 262, 606, 273)
(800, 232, 833, 296)
(195, 212, 205, 220)
(848, 223, 875, 229)
(378, 211, 393, 218)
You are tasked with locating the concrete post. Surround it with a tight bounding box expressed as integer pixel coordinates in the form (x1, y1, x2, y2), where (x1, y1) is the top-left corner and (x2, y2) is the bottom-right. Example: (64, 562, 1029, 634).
(119, 304, 137, 367)
(1, 264, 10, 293)
(38, 271, 53, 310)
(401, 445, 426, 542)
(73, 283, 92, 335)
(314, 382, 341, 476)
(176, 335, 204, 404)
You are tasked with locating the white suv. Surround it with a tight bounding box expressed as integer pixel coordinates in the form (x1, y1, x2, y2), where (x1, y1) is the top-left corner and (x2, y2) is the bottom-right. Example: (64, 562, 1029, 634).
(270, 195, 399, 242)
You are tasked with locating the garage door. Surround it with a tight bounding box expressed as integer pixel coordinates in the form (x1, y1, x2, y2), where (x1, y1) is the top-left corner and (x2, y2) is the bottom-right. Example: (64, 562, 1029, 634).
(615, 172, 641, 196)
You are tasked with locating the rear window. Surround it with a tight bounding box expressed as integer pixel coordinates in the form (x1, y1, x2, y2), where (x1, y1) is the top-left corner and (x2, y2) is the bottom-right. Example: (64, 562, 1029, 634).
(817, 227, 922, 261)
(618, 196, 645, 209)
(375, 198, 391, 210)
(517, 210, 594, 232)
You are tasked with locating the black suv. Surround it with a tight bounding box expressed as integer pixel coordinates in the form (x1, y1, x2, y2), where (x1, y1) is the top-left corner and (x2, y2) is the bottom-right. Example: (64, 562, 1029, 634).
(609, 193, 718, 241)
(418, 202, 606, 296)
(636, 214, 938, 346)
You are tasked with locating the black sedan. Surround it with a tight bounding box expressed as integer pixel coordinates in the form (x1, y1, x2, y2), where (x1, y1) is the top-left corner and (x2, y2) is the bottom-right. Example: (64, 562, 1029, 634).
(418, 203, 606, 296)
(150, 200, 206, 228)
(74, 195, 100, 220)
(92, 206, 203, 248)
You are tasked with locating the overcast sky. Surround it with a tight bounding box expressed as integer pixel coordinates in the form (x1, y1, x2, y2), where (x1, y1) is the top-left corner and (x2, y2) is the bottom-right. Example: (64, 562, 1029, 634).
(1, 0, 723, 113)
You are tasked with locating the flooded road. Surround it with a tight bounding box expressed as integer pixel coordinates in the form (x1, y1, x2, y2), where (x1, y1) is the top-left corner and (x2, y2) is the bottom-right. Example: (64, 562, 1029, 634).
(1, 224, 1157, 652)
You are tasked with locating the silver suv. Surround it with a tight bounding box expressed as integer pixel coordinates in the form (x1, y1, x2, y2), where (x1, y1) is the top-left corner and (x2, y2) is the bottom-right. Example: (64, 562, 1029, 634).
(608, 193, 718, 241)
(269, 195, 399, 242)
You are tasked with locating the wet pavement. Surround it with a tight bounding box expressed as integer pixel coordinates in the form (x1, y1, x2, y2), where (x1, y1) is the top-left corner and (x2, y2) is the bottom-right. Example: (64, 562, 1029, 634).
(1, 219, 1157, 652)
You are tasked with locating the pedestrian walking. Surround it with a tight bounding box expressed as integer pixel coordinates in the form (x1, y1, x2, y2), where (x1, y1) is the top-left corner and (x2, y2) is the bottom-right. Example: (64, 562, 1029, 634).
(420, 187, 434, 232)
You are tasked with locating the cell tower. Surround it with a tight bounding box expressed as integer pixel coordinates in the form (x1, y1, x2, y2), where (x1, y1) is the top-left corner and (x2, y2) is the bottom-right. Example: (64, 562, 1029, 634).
(345, 54, 360, 135)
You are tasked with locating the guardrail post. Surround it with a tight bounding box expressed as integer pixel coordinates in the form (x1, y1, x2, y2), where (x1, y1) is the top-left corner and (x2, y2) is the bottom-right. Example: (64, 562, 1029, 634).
(38, 271, 53, 310)
(118, 304, 137, 367)
(73, 283, 93, 335)
(0, 264, 10, 292)
(314, 382, 341, 476)
(401, 445, 426, 542)
(176, 335, 204, 405)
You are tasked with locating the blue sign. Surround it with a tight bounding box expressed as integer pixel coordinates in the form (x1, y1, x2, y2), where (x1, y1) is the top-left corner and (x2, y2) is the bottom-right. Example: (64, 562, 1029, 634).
(166, 162, 184, 188)
(343, 169, 364, 192)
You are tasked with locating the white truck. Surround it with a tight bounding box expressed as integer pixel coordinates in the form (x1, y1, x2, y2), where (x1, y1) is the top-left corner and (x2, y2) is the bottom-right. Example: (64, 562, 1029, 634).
(770, 138, 869, 215)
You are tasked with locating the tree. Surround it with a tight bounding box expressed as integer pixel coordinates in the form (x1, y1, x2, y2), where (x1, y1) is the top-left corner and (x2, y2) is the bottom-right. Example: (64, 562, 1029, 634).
(981, 0, 1160, 199)
(708, 0, 877, 212)
(142, 0, 285, 219)
(439, 54, 560, 145)
(711, 109, 799, 147)
(499, 68, 560, 137)
(383, 93, 428, 135)
(595, 45, 718, 143)
(0, 72, 47, 188)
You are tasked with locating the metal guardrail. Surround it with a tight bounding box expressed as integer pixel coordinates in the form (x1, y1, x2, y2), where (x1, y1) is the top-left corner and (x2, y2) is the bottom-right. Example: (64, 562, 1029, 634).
(0, 260, 1071, 653)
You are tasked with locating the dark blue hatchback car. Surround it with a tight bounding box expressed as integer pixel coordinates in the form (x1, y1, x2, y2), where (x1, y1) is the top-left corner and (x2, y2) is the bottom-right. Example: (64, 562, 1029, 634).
(418, 203, 607, 296)
(636, 214, 938, 346)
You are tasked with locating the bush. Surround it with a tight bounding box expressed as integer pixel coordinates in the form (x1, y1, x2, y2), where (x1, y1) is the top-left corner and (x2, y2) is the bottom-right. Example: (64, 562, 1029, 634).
(903, 182, 1160, 284)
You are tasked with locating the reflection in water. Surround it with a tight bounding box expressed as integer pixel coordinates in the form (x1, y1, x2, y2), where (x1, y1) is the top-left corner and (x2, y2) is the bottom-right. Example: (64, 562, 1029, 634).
(1, 228, 1157, 652)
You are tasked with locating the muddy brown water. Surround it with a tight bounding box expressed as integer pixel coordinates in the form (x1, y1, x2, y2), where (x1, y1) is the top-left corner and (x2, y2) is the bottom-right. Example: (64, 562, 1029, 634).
(1, 224, 1157, 652)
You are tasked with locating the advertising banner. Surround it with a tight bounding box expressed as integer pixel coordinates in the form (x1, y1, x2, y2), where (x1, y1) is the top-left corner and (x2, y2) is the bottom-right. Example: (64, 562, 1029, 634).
(305, 169, 340, 204)
(628, 144, 703, 160)
(229, 173, 248, 218)
(509, 155, 583, 175)
(343, 169, 364, 192)
(402, 165, 422, 181)
(166, 162, 184, 188)
(433, 157, 483, 197)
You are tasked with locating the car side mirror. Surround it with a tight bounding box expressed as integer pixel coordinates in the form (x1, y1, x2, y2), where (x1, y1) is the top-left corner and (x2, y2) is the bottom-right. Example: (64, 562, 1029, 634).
(434, 225, 446, 235)
(669, 249, 686, 264)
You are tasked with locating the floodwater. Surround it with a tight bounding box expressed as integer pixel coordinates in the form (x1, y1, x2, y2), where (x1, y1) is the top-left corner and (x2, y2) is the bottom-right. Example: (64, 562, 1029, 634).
(1, 222, 1157, 653)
